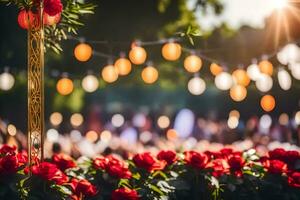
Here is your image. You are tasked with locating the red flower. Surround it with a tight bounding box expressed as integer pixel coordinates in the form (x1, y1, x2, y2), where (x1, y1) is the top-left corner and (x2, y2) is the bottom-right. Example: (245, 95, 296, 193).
(157, 150, 177, 165)
(105, 155, 132, 179)
(184, 151, 208, 169)
(264, 160, 287, 175)
(31, 162, 68, 185)
(112, 187, 139, 200)
(93, 156, 109, 170)
(284, 150, 300, 168)
(52, 153, 76, 171)
(268, 148, 286, 161)
(208, 158, 230, 177)
(288, 172, 300, 188)
(0, 145, 16, 155)
(44, 0, 63, 16)
(17, 151, 28, 167)
(133, 152, 166, 172)
(228, 154, 245, 171)
(70, 178, 98, 197)
(0, 155, 18, 174)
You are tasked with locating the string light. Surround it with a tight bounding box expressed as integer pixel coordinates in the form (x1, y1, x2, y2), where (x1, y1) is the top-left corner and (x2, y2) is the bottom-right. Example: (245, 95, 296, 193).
(81, 74, 99, 92)
(0, 72, 15, 91)
(166, 129, 178, 140)
(74, 43, 93, 62)
(232, 69, 250, 87)
(157, 115, 170, 129)
(290, 63, 300, 80)
(70, 113, 84, 127)
(86, 130, 98, 142)
(215, 72, 233, 91)
(277, 68, 292, 91)
(184, 55, 202, 73)
(260, 95, 276, 112)
(247, 63, 261, 81)
(255, 74, 273, 92)
(114, 57, 132, 76)
(100, 130, 112, 142)
(230, 85, 247, 102)
(49, 112, 63, 126)
(129, 46, 147, 65)
(229, 110, 240, 119)
(187, 77, 206, 95)
(295, 111, 300, 125)
(210, 63, 223, 76)
(56, 77, 74, 95)
(141, 66, 159, 84)
(162, 42, 181, 61)
(259, 60, 273, 76)
(227, 116, 239, 129)
(7, 124, 17, 136)
(101, 65, 118, 83)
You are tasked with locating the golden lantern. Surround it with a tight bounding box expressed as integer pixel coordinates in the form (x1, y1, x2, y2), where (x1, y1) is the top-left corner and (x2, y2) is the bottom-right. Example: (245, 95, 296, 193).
(230, 85, 247, 102)
(259, 60, 273, 75)
(56, 78, 74, 96)
(210, 63, 223, 76)
(129, 46, 147, 65)
(114, 58, 132, 76)
(74, 43, 93, 62)
(101, 65, 118, 83)
(161, 42, 181, 61)
(141, 66, 159, 84)
(260, 95, 276, 112)
(184, 55, 202, 73)
(232, 69, 250, 86)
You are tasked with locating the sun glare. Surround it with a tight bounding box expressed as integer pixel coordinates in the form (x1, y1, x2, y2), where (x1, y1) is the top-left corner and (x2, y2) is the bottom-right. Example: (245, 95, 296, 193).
(272, 0, 289, 10)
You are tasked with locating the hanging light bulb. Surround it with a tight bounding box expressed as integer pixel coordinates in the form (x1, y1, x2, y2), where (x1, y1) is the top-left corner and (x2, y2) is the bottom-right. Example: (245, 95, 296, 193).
(255, 74, 273, 92)
(114, 57, 132, 76)
(74, 43, 93, 62)
(56, 77, 74, 95)
(129, 46, 147, 65)
(232, 69, 250, 86)
(215, 72, 233, 91)
(82, 74, 99, 93)
(290, 63, 300, 80)
(184, 55, 202, 73)
(161, 42, 181, 61)
(247, 63, 261, 81)
(101, 65, 118, 83)
(141, 66, 159, 84)
(260, 95, 276, 112)
(277, 68, 292, 91)
(259, 60, 273, 76)
(210, 63, 223, 76)
(230, 85, 247, 102)
(0, 72, 15, 91)
(187, 76, 206, 95)
(277, 43, 300, 65)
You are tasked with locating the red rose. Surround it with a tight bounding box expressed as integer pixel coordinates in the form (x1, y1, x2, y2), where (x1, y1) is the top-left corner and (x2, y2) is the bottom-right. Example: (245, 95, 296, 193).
(112, 187, 139, 200)
(184, 151, 209, 169)
(228, 154, 245, 171)
(133, 152, 166, 172)
(0, 145, 16, 155)
(264, 160, 287, 174)
(17, 150, 28, 167)
(44, 0, 63, 16)
(157, 150, 177, 165)
(106, 155, 131, 179)
(31, 162, 68, 185)
(208, 158, 230, 177)
(0, 155, 18, 174)
(70, 178, 98, 197)
(52, 153, 76, 171)
(93, 156, 109, 170)
(284, 150, 300, 168)
(288, 172, 300, 188)
(268, 148, 286, 161)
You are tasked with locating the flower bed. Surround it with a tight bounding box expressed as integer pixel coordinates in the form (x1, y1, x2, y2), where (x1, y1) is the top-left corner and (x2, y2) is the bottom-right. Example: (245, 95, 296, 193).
(0, 145, 300, 200)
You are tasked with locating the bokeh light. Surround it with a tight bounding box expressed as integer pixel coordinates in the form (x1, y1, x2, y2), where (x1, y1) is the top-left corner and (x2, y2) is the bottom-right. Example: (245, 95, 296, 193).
(111, 114, 125, 128)
(279, 113, 289, 126)
(166, 129, 178, 140)
(0, 72, 15, 91)
(260, 95, 276, 112)
(230, 85, 247, 102)
(56, 78, 74, 95)
(74, 43, 92, 62)
(100, 130, 112, 142)
(7, 124, 17, 136)
(101, 65, 119, 83)
(162, 42, 181, 61)
(187, 77, 206, 95)
(50, 112, 63, 126)
(86, 130, 98, 143)
(129, 46, 147, 65)
(46, 129, 59, 142)
(157, 115, 170, 129)
(114, 58, 132, 76)
(70, 113, 84, 127)
(141, 66, 159, 84)
(215, 72, 233, 90)
(184, 55, 202, 73)
(82, 75, 99, 93)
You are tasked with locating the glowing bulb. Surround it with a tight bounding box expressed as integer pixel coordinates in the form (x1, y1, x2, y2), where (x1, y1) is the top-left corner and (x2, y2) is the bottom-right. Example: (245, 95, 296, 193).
(259, 114, 272, 130)
(114, 58, 132, 76)
(227, 116, 239, 129)
(277, 68, 292, 90)
(82, 75, 99, 93)
(7, 124, 17, 136)
(255, 74, 273, 92)
(74, 43, 92, 62)
(129, 46, 147, 65)
(230, 85, 247, 102)
(166, 129, 178, 140)
(0, 72, 15, 91)
(187, 77, 206, 95)
(247, 64, 261, 81)
(260, 95, 276, 112)
(184, 55, 202, 73)
(259, 60, 273, 76)
(295, 111, 300, 125)
(141, 66, 159, 84)
(162, 42, 181, 61)
(232, 69, 250, 86)
(279, 113, 289, 126)
(157, 115, 170, 129)
(215, 72, 233, 90)
(132, 113, 146, 128)
(111, 114, 125, 128)
(210, 63, 223, 76)
(70, 113, 84, 127)
(100, 130, 112, 142)
(229, 110, 240, 119)
(290, 63, 300, 80)
(50, 112, 63, 126)
(101, 65, 118, 83)
(56, 78, 74, 95)
(86, 130, 98, 143)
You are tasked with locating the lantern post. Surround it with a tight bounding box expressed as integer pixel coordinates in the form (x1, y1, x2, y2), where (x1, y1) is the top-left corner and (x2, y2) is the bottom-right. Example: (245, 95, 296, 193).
(27, 1, 45, 167)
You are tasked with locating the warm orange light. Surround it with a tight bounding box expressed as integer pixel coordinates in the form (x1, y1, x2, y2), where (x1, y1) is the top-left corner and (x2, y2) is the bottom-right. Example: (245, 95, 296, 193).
(166, 129, 178, 140)
(141, 66, 159, 84)
(230, 85, 247, 102)
(129, 46, 147, 65)
(259, 60, 273, 76)
(260, 95, 276, 112)
(74, 43, 93, 62)
(101, 65, 118, 83)
(114, 58, 132, 76)
(210, 63, 223, 76)
(232, 69, 250, 86)
(56, 78, 74, 95)
(184, 55, 202, 73)
(162, 42, 181, 61)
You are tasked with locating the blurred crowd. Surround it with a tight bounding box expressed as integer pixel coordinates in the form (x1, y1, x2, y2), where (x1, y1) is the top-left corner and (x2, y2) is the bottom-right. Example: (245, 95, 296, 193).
(1, 108, 300, 159)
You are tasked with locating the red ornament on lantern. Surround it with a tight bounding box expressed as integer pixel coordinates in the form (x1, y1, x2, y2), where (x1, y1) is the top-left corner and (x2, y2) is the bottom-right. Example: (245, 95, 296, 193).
(43, 12, 61, 26)
(17, 10, 35, 30)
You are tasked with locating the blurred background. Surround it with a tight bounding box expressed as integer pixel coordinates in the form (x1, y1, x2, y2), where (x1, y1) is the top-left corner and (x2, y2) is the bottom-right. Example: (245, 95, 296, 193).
(1, 0, 300, 157)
